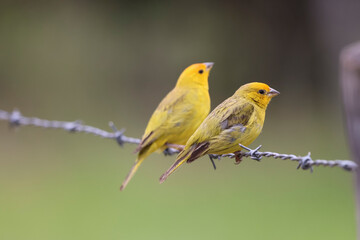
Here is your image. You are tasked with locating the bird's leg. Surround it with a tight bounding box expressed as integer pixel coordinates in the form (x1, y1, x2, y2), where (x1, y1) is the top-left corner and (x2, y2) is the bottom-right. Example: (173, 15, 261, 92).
(234, 151, 243, 165)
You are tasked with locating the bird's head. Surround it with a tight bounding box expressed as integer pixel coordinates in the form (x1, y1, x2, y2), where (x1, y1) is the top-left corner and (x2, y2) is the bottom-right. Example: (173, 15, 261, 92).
(176, 62, 214, 89)
(235, 82, 280, 108)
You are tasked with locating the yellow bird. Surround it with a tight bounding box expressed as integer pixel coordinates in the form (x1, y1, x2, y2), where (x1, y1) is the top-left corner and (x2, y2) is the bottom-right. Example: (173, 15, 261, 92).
(159, 82, 279, 183)
(120, 62, 214, 190)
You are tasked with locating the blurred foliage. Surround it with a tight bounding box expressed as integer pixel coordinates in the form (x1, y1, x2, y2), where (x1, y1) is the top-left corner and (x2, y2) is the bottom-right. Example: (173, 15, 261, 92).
(0, 1, 359, 239)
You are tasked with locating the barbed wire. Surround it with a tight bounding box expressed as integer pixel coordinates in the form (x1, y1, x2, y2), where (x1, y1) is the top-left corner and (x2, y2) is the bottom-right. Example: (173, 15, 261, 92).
(210, 145, 357, 172)
(0, 108, 357, 172)
(0, 109, 140, 145)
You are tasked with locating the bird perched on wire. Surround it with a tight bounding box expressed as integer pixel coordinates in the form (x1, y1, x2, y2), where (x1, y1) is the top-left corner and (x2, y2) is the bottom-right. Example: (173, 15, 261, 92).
(120, 62, 214, 190)
(159, 82, 279, 183)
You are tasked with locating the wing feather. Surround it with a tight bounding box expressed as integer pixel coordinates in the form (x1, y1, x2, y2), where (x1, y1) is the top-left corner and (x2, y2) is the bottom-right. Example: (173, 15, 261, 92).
(219, 103, 254, 130)
(136, 88, 190, 153)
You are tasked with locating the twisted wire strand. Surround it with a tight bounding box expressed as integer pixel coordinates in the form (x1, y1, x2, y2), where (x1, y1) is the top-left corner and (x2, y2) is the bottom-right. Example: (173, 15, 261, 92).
(0, 109, 356, 172)
(210, 145, 357, 172)
(0, 109, 140, 145)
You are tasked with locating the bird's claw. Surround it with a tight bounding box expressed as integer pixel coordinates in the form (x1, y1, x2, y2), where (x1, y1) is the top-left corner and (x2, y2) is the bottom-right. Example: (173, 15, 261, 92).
(234, 159, 242, 165)
(234, 151, 243, 165)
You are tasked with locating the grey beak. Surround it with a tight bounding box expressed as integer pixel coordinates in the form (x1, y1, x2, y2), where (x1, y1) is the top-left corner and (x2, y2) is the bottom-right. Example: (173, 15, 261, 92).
(203, 62, 214, 70)
(268, 88, 280, 97)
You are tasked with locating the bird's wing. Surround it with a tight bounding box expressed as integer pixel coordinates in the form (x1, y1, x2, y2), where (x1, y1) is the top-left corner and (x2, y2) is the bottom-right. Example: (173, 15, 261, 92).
(135, 88, 188, 153)
(219, 101, 254, 130)
(188, 97, 253, 143)
(185, 99, 255, 162)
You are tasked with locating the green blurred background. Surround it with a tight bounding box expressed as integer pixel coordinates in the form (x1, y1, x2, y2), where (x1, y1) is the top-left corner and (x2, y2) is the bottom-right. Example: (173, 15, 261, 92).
(0, 1, 359, 239)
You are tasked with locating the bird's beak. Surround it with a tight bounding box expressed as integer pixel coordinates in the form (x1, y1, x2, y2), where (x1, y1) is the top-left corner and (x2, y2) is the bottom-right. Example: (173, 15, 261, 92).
(203, 62, 214, 71)
(267, 88, 280, 97)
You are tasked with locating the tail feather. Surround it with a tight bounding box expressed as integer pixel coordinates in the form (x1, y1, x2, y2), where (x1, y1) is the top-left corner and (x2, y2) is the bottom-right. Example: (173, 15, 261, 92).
(186, 142, 209, 163)
(134, 131, 155, 154)
(121, 141, 161, 191)
(120, 157, 145, 191)
(159, 142, 210, 183)
(159, 145, 196, 183)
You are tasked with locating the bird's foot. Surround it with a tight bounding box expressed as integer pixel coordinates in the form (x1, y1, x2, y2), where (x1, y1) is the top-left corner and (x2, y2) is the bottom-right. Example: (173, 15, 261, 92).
(234, 151, 243, 165)
(239, 144, 262, 161)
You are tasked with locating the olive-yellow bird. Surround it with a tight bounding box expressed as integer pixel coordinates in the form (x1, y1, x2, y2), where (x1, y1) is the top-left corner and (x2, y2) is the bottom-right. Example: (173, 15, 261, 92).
(159, 82, 279, 183)
(120, 62, 214, 190)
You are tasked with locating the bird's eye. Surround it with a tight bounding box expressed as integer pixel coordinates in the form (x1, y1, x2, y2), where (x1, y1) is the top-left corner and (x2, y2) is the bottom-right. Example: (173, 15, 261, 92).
(258, 89, 266, 95)
(198, 69, 204, 74)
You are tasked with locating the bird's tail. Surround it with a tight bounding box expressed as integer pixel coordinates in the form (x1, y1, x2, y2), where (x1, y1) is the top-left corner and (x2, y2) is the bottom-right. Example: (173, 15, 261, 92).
(121, 139, 162, 191)
(159, 145, 196, 183)
(120, 156, 145, 191)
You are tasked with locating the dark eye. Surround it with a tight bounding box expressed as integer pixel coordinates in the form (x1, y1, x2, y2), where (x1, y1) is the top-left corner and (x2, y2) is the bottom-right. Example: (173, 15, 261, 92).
(258, 89, 266, 95)
(198, 69, 204, 74)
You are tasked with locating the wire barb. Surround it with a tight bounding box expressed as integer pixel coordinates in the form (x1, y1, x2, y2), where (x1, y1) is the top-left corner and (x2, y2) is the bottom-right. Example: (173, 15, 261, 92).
(240, 144, 263, 161)
(109, 121, 126, 146)
(9, 109, 22, 126)
(0, 108, 357, 172)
